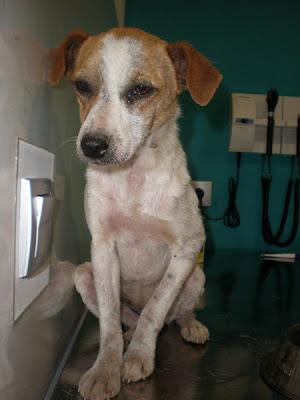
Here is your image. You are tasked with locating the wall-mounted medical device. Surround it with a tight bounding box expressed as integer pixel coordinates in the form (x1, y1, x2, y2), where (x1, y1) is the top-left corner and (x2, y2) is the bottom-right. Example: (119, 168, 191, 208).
(229, 93, 300, 154)
(18, 178, 55, 278)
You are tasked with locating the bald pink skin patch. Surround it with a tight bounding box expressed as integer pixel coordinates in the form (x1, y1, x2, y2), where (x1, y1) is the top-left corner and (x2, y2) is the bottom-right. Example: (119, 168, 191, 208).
(104, 211, 175, 245)
(126, 167, 145, 192)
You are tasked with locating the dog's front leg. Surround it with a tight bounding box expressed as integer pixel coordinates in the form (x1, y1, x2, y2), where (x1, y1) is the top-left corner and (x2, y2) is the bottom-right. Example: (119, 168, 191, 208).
(122, 237, 201, 383)
(79, 239, 123, 400)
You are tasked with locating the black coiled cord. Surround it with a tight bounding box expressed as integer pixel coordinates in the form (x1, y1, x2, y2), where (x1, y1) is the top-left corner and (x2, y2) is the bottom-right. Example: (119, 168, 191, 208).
(223, 176, 240, 228)
(261, 89, 300, 247)
(196, 153, 241, 228)
(262, 157, 300, 247)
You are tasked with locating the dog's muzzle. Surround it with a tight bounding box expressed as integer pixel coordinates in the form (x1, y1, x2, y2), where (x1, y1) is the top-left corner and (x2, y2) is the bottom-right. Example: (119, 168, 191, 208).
(81, 134, 109, 160)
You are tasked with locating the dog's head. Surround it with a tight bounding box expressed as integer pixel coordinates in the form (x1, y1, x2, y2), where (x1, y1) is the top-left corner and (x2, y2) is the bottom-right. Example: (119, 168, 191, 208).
(48, 27, 222, 166)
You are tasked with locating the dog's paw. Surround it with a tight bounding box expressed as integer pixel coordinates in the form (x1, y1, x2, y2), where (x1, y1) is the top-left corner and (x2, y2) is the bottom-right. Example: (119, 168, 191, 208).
(180, 319, 209, 344)
(122, 348, 154, 383)
(78, 363, 121, 400)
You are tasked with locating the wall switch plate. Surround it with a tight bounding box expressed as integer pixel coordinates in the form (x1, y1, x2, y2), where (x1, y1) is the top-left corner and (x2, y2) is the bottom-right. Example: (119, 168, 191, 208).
(14, 139, 54, 320)
(191, 181, 212, 207)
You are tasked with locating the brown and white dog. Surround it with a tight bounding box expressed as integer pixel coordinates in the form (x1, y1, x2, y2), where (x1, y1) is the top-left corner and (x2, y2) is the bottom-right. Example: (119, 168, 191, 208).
(49, 27, 222, 400)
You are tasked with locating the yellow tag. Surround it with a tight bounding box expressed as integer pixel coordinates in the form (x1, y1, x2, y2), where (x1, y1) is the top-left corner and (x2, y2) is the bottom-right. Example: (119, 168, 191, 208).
(197, 243, 205, 264)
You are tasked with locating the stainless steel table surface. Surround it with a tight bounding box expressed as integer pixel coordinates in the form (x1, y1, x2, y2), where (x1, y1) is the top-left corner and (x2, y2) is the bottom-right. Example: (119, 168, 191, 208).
(53, 250, 300, 400)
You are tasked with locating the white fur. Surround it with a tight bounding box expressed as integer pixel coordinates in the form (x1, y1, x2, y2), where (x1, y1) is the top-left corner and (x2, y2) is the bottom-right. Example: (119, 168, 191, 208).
(77, 35, 148, 165)
(65, 32, 209, 400)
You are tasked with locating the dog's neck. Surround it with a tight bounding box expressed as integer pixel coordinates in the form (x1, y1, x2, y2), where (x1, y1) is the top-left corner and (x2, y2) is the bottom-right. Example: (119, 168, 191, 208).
(135, 116, 180, 170)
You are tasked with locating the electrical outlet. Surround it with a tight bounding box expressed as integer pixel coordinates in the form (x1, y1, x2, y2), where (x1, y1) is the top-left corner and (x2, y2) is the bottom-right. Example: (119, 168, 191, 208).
(192, 181, 212, 207)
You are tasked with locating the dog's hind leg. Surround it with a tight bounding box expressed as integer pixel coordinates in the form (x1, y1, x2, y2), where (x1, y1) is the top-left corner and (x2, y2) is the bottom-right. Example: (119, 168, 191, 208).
(166, 265, 209, 344)
(176, 312, 209, 344)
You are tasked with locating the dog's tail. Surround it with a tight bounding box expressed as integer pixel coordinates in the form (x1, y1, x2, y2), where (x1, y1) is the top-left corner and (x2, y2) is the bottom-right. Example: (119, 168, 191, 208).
(32, 260, 86, 319)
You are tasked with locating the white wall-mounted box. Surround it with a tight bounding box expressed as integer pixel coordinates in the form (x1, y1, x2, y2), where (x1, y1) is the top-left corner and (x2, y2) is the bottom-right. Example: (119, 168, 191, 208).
(229, 93, 300, 155)
(282, 96, 300, 155)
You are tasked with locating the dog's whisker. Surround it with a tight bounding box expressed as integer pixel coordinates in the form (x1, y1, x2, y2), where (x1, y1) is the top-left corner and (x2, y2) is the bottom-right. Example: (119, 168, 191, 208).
(71, 149, 79, 159)
(60, 136, 77, 149)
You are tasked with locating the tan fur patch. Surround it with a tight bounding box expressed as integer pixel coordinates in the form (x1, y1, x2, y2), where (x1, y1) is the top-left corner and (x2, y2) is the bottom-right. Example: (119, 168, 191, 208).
(69, 28, 179, 129)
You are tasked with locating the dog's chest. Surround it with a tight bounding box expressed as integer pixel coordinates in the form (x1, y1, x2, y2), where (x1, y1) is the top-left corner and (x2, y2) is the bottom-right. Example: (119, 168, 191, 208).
(108, 169, 170, 220)
(86, 165, 174, 241)
(93, 167, 173, 283)
(117, 234, 170, 284)
(86, 164, 174, 282)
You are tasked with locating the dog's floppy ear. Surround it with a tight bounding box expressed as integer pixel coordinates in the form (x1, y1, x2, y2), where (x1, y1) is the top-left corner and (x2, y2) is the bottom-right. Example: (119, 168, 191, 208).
(48, 29, 89, 86)
(167, 42, 222, 106)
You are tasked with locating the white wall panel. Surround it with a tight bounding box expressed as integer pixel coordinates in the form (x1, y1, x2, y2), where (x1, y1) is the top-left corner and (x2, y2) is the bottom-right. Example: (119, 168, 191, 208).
(0, 1, 117, 399)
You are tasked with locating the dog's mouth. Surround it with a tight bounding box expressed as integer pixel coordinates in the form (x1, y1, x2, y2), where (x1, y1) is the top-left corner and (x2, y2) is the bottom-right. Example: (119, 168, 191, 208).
(89, 154, 130, 166)
(77, 131, 152, 167)
(77, 145, 133, 167)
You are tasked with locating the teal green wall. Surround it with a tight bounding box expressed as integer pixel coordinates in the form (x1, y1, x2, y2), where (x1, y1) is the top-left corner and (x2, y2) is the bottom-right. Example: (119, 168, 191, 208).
(126, 0, 300, 252)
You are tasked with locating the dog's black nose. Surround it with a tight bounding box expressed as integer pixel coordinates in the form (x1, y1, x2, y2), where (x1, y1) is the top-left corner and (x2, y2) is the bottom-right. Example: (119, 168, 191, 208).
(81, 134, 109, 159)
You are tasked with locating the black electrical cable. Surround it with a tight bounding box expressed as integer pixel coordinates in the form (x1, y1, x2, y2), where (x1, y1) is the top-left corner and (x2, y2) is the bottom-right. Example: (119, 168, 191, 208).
(261, 89, 300, 247)
(262, 160, 299, 247)
(196, 152, 241, 228)
(224, 153, 241, 228)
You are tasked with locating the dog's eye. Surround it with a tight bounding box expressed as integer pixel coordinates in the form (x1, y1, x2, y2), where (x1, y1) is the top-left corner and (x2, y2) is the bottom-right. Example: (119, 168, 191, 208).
(126, 84, 154, 104)
(74, 80, 93, 96)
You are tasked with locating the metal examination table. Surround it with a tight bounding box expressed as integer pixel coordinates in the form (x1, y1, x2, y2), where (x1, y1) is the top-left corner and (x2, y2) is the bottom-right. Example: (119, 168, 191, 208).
(53, 251, 300, 400)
